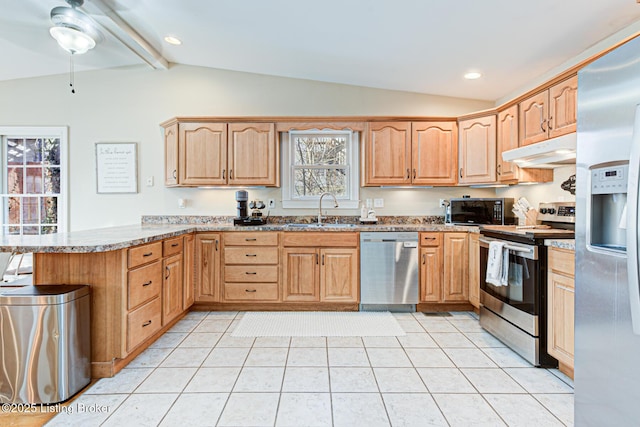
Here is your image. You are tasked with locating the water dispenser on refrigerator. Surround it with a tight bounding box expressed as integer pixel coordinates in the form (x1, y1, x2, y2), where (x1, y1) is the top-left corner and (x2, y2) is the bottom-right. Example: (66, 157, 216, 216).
(589, 163, 628, 252)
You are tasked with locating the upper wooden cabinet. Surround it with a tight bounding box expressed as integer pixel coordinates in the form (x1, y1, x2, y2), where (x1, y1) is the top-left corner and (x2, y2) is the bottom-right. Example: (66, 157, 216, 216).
(364, 121, 458, 186)
(519, 75, 577, 146)
(458, 114, 497, 184)
(497, 106, 553, 184)
(162, 120, 278, 187)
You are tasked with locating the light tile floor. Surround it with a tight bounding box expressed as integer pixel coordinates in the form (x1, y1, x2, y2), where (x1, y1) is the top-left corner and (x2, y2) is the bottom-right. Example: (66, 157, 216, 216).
(46, 311, 574, 426)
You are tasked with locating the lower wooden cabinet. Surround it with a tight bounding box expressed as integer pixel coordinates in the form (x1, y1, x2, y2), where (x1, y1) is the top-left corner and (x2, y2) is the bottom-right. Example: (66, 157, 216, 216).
(162, 253, 183, 326)
(182, 233, 195, 310)
(547, 246, 575, 378)
(195, 233, 221, 302)
(127, 297, 162, 353)
(282, 232, 359, 304)
(419, 232, 469, 304)
(468, 233, 480, 309)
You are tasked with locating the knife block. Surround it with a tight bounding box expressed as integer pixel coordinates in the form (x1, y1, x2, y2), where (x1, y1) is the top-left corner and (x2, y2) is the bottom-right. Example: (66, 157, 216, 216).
(525, 209, 538, 226)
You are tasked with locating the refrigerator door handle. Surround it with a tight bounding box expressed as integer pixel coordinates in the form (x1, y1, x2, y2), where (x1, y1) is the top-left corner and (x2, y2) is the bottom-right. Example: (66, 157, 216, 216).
(626, 104, 640, 335)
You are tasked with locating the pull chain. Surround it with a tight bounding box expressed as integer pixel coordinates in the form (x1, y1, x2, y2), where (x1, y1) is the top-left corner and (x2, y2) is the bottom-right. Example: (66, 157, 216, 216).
(69, 54, 76, 94)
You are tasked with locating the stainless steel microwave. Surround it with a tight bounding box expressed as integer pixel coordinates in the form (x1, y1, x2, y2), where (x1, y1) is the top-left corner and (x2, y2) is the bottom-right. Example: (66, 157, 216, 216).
(445, 198, 515, 225)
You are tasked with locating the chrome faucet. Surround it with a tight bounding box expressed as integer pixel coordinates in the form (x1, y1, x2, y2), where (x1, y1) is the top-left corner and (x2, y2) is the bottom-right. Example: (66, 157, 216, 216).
(318, 192, 338, 225)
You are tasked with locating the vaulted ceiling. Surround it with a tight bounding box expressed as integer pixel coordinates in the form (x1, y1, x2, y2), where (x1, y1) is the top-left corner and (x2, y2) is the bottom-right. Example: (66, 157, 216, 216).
(2, 0, 640, 101)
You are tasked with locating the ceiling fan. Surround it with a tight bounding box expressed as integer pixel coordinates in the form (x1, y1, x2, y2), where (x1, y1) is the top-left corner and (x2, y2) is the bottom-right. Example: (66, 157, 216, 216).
(49, 0, 102, 55)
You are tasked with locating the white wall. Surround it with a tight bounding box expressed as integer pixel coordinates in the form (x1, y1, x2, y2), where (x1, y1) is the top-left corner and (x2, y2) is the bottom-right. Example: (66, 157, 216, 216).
(0, 64, 494, 231)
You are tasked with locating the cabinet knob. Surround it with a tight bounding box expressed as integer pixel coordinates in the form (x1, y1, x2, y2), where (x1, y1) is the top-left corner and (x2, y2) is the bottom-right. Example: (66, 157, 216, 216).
(142, 280, 152, 287)
(165, 266, 170, 279)
(222, 169, 226, 179)
(413, 169, 416, 179)
(541, 118, 547, 132)
(497, 164, 501, 175)
(142, 320, 152, 327)
(172, 170, 177, 179)
(459, 168, 463, 178)
(406, 168, 410, 180)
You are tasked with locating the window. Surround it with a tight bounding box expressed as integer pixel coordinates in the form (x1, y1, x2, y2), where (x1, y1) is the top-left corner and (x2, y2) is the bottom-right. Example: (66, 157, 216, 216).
(282, 129, 359, 209)
(0, 127, 67, 235)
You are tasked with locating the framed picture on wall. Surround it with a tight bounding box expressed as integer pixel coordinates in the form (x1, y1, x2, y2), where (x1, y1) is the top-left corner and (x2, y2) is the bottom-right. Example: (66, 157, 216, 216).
(95, 142, 138, 193)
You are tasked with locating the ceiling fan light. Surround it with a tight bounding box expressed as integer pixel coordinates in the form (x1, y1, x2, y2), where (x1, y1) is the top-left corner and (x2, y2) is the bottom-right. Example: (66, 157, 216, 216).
(49, 25, 96, 54)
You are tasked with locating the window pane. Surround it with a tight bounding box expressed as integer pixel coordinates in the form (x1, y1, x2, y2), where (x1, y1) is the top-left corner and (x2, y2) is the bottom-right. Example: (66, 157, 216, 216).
(22, 197, 39, 224)
(293, 168, 347, 197)
(8, 197, 20, 225)
(41, 197, 58, 224)
(41, 226, 57, 234)
(43, 138, 61, 165)
(5, 226, 20, 235)
(6, 139, 24, 165)
(294, 135, 347, 165)
(44, 167, 61, 194)
(23, 226, 39, 235)
(25, 167, 43, 194)
(7, 167, 23, 194)
(25, 138, 42, 165)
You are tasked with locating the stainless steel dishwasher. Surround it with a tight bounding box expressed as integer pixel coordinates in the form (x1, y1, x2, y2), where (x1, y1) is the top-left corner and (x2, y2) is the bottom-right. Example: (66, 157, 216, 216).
(360, 232, 419, 311)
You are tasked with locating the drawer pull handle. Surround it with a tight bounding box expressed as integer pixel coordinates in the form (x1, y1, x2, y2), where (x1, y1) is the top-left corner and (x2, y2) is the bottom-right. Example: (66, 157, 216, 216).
(424, 237, 436, 240)
(171, 243, 179, 247)
(143, 280, 152, 287)
(322, 254, 325, 265)
(422, 253, 426, 265)
(142, 320, 152, 327)
(165, 266, 170, 279)
(245, 272, 257, 275)
(245, 254, 257, 257)
(245, 289, 257, 293)
(245, 238, 257, 241)
(215, 240, 219, 251)
(143, 252, 153, 257)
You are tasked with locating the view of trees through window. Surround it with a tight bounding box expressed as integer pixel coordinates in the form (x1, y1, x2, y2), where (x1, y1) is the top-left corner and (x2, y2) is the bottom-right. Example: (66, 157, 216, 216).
(3, 137, 61, 235)
(291, 133, 350, 198)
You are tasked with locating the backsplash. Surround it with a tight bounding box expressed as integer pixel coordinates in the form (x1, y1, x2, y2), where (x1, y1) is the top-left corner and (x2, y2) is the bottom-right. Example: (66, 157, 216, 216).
(141, 215, 445, 225)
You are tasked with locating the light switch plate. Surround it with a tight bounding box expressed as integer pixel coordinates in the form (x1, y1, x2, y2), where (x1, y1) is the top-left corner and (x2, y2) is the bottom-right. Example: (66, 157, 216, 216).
(146, 176, 154, 187)
(374, 198, 384, 208)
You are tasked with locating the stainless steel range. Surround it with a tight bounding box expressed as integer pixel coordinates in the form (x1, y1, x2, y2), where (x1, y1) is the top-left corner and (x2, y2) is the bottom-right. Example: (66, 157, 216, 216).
(478, 201, 575, 367)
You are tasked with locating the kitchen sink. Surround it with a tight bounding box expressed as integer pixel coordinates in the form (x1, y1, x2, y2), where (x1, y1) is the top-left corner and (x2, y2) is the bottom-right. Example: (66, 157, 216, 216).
(285, 223, 356, 228)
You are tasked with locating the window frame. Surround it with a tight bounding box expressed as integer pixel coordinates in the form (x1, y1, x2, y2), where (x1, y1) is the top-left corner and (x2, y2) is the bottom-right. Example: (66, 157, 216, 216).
(0, 126, 68, 234)
(281, 129, 359, 209)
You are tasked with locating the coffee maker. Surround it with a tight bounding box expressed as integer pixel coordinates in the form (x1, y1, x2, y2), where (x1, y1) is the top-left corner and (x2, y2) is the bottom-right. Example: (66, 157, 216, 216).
(233, 190, 267, 226)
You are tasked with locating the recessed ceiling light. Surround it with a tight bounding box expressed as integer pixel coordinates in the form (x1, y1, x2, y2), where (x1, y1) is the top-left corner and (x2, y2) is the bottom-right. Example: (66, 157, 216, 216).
(164, 36, 182, 45)
(464, 72, 482, 80)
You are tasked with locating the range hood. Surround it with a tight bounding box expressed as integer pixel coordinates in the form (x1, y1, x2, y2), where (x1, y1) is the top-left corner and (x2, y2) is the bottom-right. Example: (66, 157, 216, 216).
(502, 132, 576, 168)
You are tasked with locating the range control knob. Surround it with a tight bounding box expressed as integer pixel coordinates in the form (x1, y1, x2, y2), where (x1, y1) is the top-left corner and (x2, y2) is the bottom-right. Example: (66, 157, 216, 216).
(540, 208, 548, 214)
(548, 208, 556, 214)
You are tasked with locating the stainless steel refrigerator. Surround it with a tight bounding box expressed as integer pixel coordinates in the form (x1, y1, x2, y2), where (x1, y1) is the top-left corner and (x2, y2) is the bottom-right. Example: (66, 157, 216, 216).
(576, 34, 640, 425)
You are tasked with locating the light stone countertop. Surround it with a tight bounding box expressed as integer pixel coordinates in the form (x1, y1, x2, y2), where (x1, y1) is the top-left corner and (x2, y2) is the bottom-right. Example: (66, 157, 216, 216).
(544, 239, 575, 251)
(0, 220, 480, 253)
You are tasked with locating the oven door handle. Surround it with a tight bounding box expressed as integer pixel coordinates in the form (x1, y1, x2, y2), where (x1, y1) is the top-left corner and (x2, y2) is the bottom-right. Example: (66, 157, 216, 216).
(479, 237, 534, 254)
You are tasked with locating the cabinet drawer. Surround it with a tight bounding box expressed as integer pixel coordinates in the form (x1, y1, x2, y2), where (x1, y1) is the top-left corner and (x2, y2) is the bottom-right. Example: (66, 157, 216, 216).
(127, 297, 162, 352)
(224, 265, 278, 282)
(283, 232, 358, 247)
(224, 232, 279, 246)
(224, 283, 279, 301)
(224, 247, 278, 265)
(129, 241, 163, 268)
(163, 237, 183, 257)
(420, 232, 442, 247)
(548, 247, 575, 277)
(128, 261, 162, 310)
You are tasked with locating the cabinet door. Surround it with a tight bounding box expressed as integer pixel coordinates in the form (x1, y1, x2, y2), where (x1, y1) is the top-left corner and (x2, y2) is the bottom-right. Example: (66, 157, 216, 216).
(182, 234, 195, 310)
(164, 123, 179, 186)
(365, 122, 411, 185)
(519, 91, 549, 146)
(320, 248, 358, 302)
(412, 121, 458, 185)
(549, 75, 577, 139)
(497, 106, 519, 183)
(443, 233, 468, 302)
(467, 233, 480, 308)
(420, 246, 442, 302)
(548, 271, 575, 366)
(195, 233, 221, 302)
(163, 253, 183, 326)
(228, 123, 278, 186)
(282, 248, 319, 302)
(458, 115, 497, 184)
(179, 122, 227, 185)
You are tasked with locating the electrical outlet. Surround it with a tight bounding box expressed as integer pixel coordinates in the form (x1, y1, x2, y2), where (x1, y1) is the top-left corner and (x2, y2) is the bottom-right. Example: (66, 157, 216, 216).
(268, 199, 275, 209)
(146, 176, 154, 187)
(439, 199, 446, 208)
(374, 198, 384, 208)
(178, 198, 186, 209)
(366, 198, 372, 208)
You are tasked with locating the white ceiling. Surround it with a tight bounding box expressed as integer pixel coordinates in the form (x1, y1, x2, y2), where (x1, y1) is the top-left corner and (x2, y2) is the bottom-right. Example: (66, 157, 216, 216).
(2, 0, 640, 101)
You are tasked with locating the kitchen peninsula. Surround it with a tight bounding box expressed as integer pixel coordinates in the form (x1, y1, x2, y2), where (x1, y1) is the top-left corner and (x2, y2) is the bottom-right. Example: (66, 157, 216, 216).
(2, 218, 478, 378)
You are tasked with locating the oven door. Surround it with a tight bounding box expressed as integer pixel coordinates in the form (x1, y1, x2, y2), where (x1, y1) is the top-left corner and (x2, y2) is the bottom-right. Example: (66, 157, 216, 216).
(479, 236, 539, 316)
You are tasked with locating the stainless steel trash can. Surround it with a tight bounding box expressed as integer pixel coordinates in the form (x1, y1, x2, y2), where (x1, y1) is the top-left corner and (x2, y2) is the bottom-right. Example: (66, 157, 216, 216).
(0, 285, 91, 404)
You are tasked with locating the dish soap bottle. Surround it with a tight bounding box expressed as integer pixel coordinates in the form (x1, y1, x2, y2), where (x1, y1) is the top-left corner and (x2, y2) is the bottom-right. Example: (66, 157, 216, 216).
(360, 204, 367, 220)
